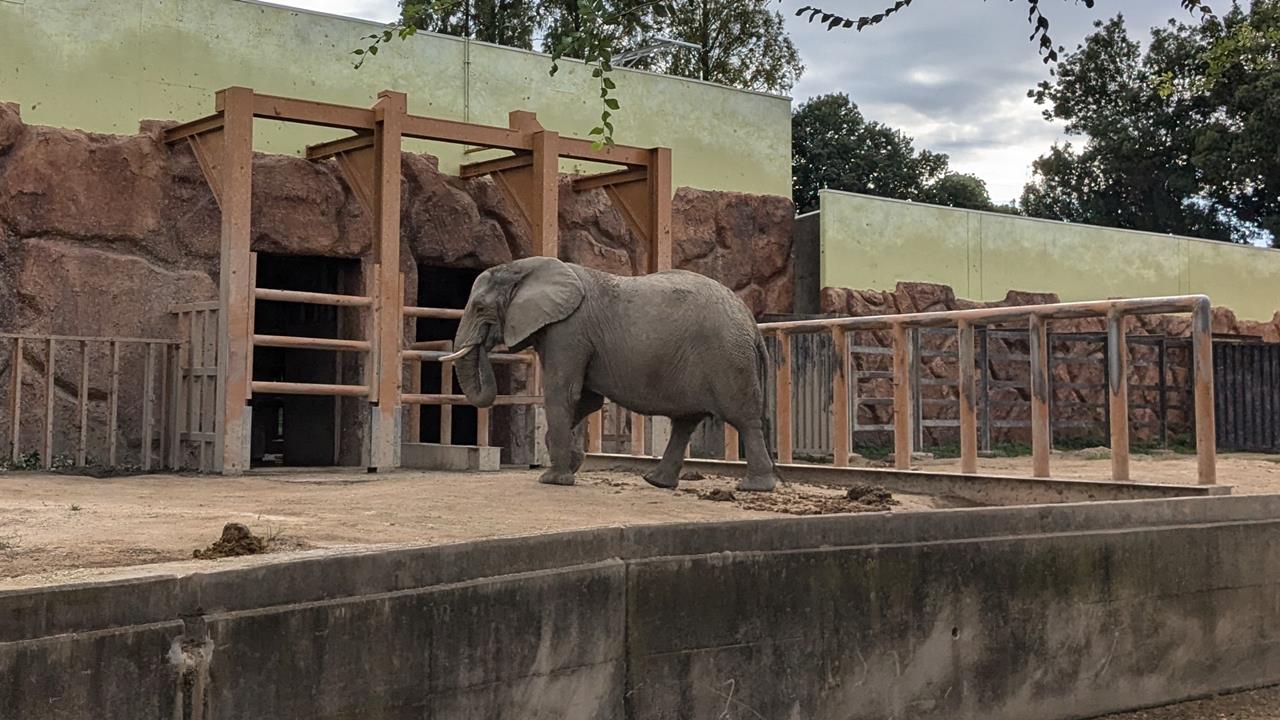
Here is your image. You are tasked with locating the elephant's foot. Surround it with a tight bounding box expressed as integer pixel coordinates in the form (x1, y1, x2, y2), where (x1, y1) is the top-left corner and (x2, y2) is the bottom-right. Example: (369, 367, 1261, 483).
(570, 448, 585, 473)
(643, 468, 680, 490)
(538, 469, 577, 486)
(736, 473, 778, 493)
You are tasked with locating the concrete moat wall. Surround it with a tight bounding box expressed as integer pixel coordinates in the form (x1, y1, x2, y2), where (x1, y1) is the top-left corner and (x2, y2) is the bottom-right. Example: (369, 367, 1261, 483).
(0, 102, 794, 465)
(4, 494, 1280, 719)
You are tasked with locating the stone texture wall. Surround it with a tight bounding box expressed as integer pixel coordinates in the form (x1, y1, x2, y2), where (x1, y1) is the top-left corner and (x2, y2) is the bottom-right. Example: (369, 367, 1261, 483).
(0, 102, 794, 466)
(821, 282, 1280, 447)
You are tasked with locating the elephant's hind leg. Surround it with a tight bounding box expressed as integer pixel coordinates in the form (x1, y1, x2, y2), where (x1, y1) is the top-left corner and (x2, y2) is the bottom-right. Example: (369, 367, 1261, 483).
(733, 419, 779, 492)
(643, 416, 702, 489)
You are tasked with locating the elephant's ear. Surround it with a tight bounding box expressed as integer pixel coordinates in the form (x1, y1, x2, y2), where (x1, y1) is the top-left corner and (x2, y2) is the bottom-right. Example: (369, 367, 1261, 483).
(502, 257, 585, 347)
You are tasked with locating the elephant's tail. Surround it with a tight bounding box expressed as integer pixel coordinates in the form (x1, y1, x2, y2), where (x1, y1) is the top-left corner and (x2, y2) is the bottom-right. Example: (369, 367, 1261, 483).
(754, 333, 780, 473)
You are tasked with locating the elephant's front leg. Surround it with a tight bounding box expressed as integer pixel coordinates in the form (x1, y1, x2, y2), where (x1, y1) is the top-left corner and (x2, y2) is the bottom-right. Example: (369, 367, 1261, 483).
(643, 416, 701, 489)
(539, 386, 603, 487)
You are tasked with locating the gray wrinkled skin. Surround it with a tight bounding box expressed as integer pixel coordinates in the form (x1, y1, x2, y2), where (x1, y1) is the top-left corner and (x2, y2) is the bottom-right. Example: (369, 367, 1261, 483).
(453, 258, 779, 492)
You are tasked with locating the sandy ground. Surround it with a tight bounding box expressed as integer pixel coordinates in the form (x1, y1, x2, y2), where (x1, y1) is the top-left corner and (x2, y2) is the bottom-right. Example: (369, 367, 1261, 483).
(0, 468, 939, 585)
(917, 449, 1280, 494)
(1094, 685, 1280, 719)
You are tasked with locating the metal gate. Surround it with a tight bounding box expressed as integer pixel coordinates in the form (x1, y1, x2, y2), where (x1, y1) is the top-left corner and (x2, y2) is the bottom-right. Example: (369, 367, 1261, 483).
(1214, 340, 1280, 452)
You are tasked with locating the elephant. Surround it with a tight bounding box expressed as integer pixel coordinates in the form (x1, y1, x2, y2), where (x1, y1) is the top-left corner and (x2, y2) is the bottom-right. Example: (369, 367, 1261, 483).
(444, 256, 779, 492)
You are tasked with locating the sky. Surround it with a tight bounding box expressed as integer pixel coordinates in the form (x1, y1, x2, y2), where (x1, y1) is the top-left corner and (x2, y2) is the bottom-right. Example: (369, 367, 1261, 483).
(270, 0, 1206, 204)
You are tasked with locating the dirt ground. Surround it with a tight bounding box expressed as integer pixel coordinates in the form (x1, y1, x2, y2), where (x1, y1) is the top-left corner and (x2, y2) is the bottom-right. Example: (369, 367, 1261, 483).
(1094, 685, 1280, 719)
(0, 467, 942, 586)
(917, 449, 1280, 494)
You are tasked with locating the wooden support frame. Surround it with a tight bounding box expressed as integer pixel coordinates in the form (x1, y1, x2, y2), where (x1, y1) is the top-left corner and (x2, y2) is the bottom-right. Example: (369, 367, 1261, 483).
(957, 321, 978, 474)
(775, 331, 793, 464)
(167, 87, 672, 472)
(1107, 310, 1131, 482)
(1029, 314, 1052, 478)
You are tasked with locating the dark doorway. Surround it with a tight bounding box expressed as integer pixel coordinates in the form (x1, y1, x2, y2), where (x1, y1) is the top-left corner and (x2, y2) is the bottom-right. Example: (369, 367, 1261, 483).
(250, 254, 362, 467)
(416, 266, 483, 445)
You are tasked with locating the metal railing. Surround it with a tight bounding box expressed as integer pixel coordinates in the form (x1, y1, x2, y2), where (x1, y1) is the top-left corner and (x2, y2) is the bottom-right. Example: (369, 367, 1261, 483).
(757, 295, 1218, 484)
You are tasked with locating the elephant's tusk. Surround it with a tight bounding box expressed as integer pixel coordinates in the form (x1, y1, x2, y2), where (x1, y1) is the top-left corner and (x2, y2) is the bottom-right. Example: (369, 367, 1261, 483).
(439, 345, 474, 363)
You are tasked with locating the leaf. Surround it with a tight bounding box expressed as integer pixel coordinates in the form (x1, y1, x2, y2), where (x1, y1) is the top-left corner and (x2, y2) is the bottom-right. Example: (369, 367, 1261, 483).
(353, 48, 365, 55)
(589, 127, 604, 135)
(603, 77, 616, 90)
(604, 98, 620, 110)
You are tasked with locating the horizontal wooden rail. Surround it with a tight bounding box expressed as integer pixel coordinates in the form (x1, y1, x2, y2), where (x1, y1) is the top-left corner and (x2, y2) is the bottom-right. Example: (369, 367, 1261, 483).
(251, 334, 371, 352)
(254, 288, 373, 307)
(758, 295, 1209, 334)
(403, 306, 464, 320)
(251, 381, 371, 397)
(248, 92, 376, 130)
(401, 394, 542, 406)
(401, 350, 536, 365)
(0, 332, 175, 345)
(161, 114, 225, 144)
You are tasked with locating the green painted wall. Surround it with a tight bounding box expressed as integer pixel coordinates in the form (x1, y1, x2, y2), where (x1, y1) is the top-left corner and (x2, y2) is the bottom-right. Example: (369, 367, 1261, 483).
(820, 191, 1280, 321)
(0, 0, 791, 196)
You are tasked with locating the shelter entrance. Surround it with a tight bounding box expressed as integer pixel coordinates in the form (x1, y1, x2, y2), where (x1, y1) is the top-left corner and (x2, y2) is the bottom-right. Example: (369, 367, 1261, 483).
(412, 266, 482, 446)
(250, 254, 362, 467)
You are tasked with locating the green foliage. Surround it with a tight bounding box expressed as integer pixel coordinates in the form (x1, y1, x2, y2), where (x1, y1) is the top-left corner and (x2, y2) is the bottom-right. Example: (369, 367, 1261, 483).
(792, 94, 1007, 214)
(1022, 6, 1280, 245)
(794, 1, 1217, 64)
(354, 0, 799, 146)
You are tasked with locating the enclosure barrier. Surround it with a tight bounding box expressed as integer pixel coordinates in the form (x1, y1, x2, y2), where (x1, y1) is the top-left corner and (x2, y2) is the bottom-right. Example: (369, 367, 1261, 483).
(756, 295, 1217, 485)
(400, 303, 542, 447)
(3, 333, 181, 471)
(162, 86, 672, 473)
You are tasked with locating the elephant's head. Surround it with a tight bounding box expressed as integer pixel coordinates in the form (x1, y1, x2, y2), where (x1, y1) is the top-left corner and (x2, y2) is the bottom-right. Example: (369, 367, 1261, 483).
(446, 257, 585, 408)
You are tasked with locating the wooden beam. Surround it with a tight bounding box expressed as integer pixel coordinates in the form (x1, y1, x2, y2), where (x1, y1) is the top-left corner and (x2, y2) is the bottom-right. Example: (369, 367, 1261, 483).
(142, 343, 155, 471)
(1107, 311, 1130, 482)
(458, 152, 533, 178)
(723, 422, 739, 462)
(213, 86, 255, 474)
(335, 145, 377, 217)
(8, 338, 19, 465)
(402, 114, 529, 152)
(633, 412, 648, 457)
(1029, 315, 1051, 478)
(162, 113, 225, 144)
(572, 168, 648, 192)
(188, 131, 225, 208)
(831, 326, 849, 468)
(370, 90, 407, 471)
(306, 132, 375, 160)
(43, 339, 54, 470)
(958, 321, 977, 474)
(557, 136, 650, 167)
(776, 331, 793, 464)
(531, 131, 560, 258)
(648, 147, 673, 272)
(892, 323, 912, 470)
(78, 341, 89, 467)
(108, 340, 119, 467)
(252, 381, 371, 397)
(587, 411, 604, 454)
(1192, 297, 1217, 485)
(248, 92, 376, 131)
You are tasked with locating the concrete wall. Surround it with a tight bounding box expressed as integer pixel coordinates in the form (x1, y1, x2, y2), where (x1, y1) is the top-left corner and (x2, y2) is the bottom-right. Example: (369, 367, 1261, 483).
(5, 494, 1280, 719)
(820, 191, 1280, 321)
(0, 0, 791, 196)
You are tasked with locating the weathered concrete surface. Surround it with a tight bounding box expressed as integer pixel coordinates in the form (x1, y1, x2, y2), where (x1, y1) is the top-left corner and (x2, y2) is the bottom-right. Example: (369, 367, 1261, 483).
(401, 442, 501, 471)
(4, 495, 1280, 719)
(582, 453, 1230, 505)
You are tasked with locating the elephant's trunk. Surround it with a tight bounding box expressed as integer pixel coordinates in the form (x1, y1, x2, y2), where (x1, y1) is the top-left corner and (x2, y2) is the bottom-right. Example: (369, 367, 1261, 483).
(454, 343, 497, 408)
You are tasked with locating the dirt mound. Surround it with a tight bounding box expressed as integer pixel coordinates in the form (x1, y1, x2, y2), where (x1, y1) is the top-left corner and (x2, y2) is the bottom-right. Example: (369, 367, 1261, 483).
(679, 476, 900, 516)
(193, 523, 266, 559)
(845, 483, 894, 505)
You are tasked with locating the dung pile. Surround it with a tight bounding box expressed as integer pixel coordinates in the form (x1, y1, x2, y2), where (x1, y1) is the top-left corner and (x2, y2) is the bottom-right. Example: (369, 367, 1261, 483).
(193, 523, 266, 559)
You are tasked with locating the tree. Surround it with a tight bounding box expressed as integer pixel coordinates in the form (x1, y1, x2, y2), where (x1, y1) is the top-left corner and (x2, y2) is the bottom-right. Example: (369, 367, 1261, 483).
(399, 0, 539, 49)
(792, 93, 951, 212)
(1019, 6, 1280, 244)
(794, 1, 1217, 64)
(921, 173, 996, 212)
(632, 0, 802, 93)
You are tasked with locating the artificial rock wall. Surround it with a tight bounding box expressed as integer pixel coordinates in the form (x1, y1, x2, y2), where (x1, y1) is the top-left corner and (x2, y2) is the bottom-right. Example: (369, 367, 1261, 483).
(0, 102, 794, 466)
(820, 282, 1280, 447)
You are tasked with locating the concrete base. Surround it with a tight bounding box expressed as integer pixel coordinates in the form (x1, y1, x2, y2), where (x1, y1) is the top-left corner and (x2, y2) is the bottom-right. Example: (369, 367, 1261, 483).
(582, 453, 1232, 505)
(5, 494, 1280, 719)
(401, 442, 500, 472)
